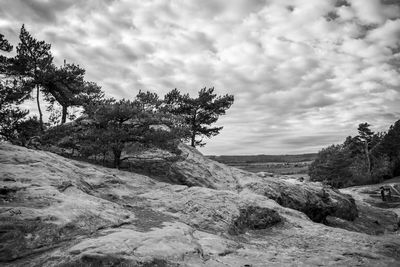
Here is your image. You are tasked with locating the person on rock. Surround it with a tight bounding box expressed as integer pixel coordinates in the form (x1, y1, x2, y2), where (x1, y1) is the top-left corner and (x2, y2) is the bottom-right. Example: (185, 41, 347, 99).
(385, 187, 392, 202)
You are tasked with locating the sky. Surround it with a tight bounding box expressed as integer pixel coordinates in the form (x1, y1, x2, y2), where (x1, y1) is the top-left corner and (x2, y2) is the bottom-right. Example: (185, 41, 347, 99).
(0, 0, 400, 155)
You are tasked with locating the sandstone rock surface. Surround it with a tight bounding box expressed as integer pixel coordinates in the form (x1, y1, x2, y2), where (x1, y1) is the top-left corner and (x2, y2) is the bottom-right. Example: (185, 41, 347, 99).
(125, 144, 359, 224)
(1, 143, 400, 266)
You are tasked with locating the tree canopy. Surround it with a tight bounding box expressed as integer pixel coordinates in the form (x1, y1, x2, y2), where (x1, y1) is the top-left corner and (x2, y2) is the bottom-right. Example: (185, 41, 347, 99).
(46, 97, 189, 168)
(0, 33, 13, 52)
(164, 87, 234, 147)
(42, 63, 104, 124)
(1, 25, 105, 128)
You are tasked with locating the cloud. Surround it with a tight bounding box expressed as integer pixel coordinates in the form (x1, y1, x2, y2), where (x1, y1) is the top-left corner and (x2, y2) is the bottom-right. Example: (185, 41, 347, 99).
(0, 0, 75, 25)
(1, 0, 399, 155)
(351, 0, 400, 24)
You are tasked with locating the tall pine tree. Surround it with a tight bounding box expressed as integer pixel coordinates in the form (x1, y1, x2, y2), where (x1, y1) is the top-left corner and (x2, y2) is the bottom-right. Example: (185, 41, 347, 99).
(15, 25, 53, 130)
(0, 33, 30, 141)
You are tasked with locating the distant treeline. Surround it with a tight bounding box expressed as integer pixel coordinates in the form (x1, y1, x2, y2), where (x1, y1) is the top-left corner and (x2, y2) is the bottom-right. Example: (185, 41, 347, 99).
(209, 153, 317, 164)
(309, 121, 400, 188)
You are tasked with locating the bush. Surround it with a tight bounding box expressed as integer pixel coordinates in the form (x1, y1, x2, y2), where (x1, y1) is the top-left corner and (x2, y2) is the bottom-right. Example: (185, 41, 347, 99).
(0, 116, 41, 146)
(309, 145, 354, 188)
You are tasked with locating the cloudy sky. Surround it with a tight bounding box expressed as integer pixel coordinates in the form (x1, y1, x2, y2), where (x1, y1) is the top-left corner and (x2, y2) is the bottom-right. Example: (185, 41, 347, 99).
(1, 0, 400, 155)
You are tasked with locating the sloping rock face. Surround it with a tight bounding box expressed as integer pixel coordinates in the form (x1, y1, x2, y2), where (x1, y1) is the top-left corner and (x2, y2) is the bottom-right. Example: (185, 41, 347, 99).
(120, 144, 243, 189)
(2, 143, 400, 266)
(123, 144, 359, 224)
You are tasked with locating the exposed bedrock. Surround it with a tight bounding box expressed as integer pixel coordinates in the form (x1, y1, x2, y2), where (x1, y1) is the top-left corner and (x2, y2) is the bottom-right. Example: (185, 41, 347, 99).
(2, 143, 400, 266)
(123, 144, 359, 224)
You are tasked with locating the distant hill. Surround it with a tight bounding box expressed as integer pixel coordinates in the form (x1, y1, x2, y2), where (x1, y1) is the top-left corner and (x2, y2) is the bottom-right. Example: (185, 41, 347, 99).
(207, 153, 318, 164)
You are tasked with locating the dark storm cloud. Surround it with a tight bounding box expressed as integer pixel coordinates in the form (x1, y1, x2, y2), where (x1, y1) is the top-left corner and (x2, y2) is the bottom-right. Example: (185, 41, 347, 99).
(1, 0, 399, 154)
(24, 0, 72, 23)
(0, 0, 74, 24)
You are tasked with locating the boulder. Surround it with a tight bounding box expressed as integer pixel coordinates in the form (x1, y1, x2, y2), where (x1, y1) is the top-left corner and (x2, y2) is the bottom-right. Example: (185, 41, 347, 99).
(243, 178, 358, 222)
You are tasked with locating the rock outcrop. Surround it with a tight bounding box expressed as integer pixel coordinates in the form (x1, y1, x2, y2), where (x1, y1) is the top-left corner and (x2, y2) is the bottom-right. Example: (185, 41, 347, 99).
(1, 143, 400, 266)
(43, 120, 361, 224)
(123, 144, 359, 224)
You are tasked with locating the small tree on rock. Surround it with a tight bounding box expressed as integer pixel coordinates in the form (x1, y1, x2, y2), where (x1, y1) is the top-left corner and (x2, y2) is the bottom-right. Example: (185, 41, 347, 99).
(42, 63, 104, 124)
(164, 87, 234, 147)
(81, 98, 185, 168)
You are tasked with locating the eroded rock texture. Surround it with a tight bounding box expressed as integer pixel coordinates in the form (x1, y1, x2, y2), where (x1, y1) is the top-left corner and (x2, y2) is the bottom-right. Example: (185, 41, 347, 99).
(1, 143, 400, 266)
(124, 144, 359, 224)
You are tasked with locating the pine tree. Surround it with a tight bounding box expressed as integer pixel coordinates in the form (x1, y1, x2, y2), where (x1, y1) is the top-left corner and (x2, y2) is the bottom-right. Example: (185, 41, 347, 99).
(42, 63, 104, 124)
(0, 33, 13, 52)
(77, 97, 188, 168)
(135, 90, 162, 112)
(164, 87, 234, 147)
(356, 123, 374, 179)
(83, 99, 154, 168)
(0, 33, 31, 141)
(0, 33, 13, 73)
(15, 25, 53, 130)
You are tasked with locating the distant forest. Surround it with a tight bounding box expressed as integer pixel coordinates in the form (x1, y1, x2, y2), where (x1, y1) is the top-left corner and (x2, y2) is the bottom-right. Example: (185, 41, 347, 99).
(309, 121, 400, 188)
(208, 153, 317, 164)
(212, 119, 400, 190)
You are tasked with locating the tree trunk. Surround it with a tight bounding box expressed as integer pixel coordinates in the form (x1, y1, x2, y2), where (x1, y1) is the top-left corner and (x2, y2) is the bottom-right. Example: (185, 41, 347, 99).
(365, 141, 371, 179)
(191, 131, 196, 147)
(113, 150, 122, 169)
(61, 105, 68, 124)
(36, 85, 43, 131)
(190, 109, 197, 147)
